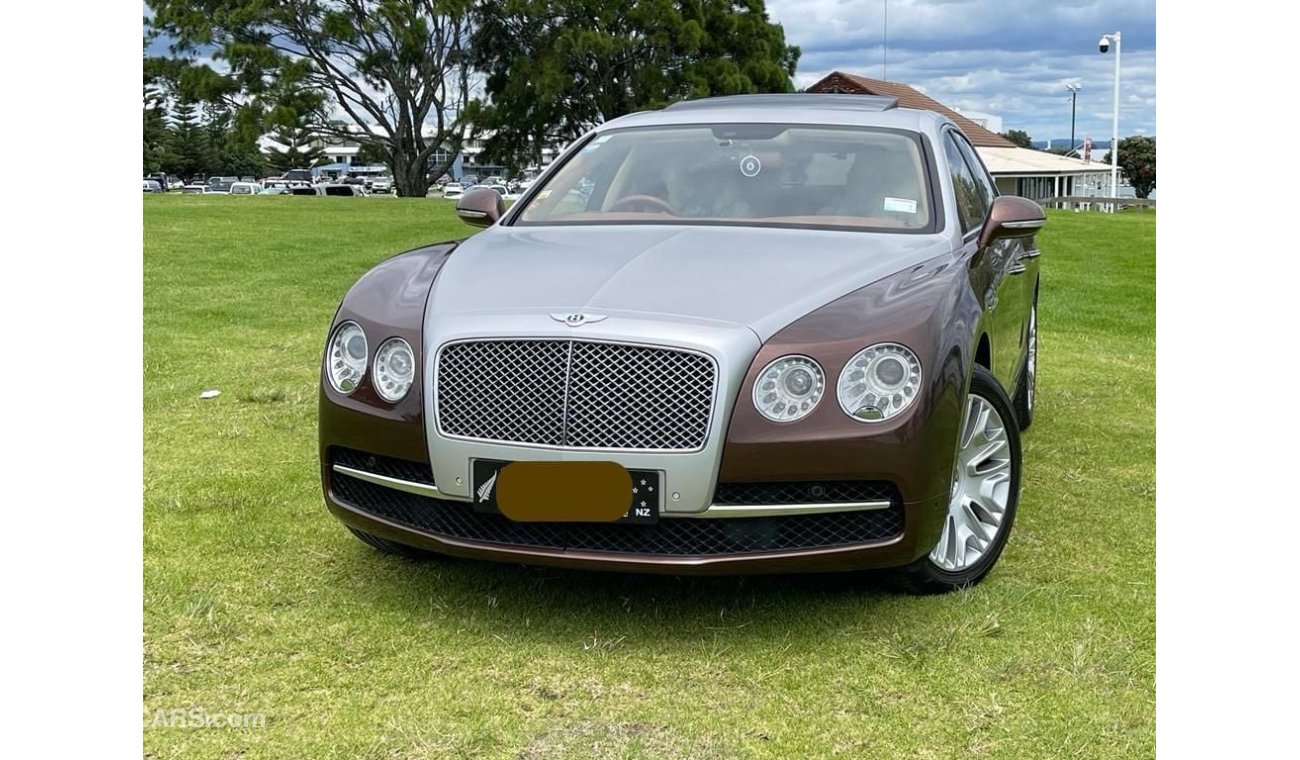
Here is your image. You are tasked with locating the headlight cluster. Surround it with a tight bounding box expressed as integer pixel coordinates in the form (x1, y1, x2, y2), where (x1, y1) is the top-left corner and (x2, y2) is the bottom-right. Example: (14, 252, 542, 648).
(836, 343, 921, 422)
(754, 343, 921, 424)
(752, 355, 825, 422)
(325, 323, 416, 402)
(373, 338, 415, 402)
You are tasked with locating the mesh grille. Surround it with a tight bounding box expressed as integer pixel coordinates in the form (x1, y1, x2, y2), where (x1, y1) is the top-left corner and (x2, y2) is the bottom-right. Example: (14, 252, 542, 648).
(332, 472, 903, 556)
(436, 340, 569, 446)
(436, 340, 716, 450)
(713, 481, 895, 506)
(329, 447, 435, 486)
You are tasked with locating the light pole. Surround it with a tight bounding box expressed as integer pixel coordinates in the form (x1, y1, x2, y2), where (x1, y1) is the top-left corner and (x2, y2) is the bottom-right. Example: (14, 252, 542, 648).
(1098, 32, 1122, 201)
(1066, 83, 1082, 154)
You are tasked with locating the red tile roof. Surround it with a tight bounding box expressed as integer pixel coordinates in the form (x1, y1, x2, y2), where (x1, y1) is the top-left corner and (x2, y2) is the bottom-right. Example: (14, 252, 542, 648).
(805, 71, 1017, 148)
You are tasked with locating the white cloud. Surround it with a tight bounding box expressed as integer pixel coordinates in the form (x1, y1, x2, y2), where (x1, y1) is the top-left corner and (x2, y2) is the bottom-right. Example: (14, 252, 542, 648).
(767, 0, 1157, 140)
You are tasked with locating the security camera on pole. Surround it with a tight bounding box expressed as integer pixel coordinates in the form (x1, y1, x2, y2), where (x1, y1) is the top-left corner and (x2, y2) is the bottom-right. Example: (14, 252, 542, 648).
(1098, 31, 1122, 211)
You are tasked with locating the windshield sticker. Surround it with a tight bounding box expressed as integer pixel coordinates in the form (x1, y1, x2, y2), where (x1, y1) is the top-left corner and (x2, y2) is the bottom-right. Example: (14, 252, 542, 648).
(883, 197, 918, 214)
(739, 154, 762, 178)
(582, 135, 613, 154)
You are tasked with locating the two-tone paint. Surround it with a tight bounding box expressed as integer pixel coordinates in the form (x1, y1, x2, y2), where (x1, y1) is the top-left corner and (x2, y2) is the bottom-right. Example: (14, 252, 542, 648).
(319, 96, 1043, 574)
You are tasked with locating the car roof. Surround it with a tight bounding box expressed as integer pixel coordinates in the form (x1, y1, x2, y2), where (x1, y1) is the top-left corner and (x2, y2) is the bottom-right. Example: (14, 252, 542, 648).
(599, 93, 951, 134)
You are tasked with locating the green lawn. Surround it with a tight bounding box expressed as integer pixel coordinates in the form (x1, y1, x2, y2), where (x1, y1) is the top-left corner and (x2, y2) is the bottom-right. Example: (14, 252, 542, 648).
(144, 196, 1155, 759)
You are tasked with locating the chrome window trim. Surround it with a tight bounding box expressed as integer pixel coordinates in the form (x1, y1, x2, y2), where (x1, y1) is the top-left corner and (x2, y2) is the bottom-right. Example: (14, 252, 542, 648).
(432, 336, 722, 454)
(331, 464, 891, 517)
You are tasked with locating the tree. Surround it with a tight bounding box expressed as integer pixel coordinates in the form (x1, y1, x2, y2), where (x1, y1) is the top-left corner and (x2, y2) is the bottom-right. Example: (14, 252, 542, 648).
(355, 140, 391, 167)
(163, 100, 208, 179)
(469, 0, 800, 169)
(265, 125, 325, 174)
(1115, 135, 1156, 198)
(143, 85, 168, 175)
(201, 102, 267, 177)
(1000, 129, 1033, 149)
(147, 0, 478, 197)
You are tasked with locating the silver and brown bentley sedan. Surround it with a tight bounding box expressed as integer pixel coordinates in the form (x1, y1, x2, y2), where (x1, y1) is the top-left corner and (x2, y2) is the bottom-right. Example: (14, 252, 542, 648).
(319, 94, 1043, 592)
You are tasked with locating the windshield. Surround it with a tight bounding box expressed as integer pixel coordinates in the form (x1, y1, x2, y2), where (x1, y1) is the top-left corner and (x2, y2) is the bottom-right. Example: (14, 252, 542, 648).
(516, 124, 932, 231)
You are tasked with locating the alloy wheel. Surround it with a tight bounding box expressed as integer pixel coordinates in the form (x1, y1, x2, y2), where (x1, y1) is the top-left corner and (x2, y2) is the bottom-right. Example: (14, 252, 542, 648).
(930, 393, 1014, 571)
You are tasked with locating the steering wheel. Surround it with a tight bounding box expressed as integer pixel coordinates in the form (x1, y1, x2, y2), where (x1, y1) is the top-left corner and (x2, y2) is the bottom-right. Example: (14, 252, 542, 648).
(607, 194, 678, 215)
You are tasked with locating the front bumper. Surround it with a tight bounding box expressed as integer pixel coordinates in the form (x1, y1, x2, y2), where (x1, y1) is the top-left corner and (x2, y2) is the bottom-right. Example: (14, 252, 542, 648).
(321, 447, 944, 574)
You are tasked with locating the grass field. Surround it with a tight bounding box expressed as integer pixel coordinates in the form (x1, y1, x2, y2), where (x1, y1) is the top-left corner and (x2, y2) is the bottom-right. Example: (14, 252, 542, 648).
(143, 196, 1155, 759)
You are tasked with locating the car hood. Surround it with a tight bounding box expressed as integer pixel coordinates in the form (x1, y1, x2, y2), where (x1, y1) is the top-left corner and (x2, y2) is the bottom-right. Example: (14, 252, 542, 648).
(428, 224, 952, 342)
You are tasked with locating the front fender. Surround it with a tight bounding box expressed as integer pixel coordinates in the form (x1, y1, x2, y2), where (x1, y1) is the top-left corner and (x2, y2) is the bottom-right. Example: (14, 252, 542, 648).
(719, 250, 984, 509)
(318, 242, 458, 472)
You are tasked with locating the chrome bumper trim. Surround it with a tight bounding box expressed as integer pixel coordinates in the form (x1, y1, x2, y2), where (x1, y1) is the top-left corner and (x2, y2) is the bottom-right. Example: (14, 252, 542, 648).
(331, 465, 891, 517)
(331, 464, 445, 499)
(674, 501, 892, 518)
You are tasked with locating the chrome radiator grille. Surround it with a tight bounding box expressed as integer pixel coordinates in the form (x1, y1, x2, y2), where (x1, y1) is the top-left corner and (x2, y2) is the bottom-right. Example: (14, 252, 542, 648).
(435, 340, 717, 450)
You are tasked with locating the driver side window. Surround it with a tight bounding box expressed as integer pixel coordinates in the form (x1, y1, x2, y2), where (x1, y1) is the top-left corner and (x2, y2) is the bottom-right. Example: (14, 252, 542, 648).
(943, 133, 989, 234)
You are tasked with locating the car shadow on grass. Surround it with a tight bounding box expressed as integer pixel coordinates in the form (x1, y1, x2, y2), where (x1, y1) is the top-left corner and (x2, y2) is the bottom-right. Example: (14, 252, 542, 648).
(332, 538, 951, 646)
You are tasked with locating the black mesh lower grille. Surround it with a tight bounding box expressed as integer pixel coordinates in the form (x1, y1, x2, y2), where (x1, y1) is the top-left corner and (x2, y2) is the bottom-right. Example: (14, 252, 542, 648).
(712, 481, 895, 506)
(330, 447, 435, 486)
(331, 472, 903, 556)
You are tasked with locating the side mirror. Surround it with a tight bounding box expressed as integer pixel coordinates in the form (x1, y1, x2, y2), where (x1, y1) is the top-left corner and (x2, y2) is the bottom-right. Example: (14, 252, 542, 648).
(979, 195, 1046, 248)
(456, 187, 505, 228)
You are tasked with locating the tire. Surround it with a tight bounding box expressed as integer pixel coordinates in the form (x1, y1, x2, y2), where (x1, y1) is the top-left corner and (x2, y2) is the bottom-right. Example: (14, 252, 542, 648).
(1012, 298, 1038, 430)
(347, 526, 440, 560)
(891, 365, 1022, 594)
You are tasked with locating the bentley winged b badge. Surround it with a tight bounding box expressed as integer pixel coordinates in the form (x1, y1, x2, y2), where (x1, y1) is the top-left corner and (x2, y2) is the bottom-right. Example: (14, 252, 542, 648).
(549, 312, 609, 327)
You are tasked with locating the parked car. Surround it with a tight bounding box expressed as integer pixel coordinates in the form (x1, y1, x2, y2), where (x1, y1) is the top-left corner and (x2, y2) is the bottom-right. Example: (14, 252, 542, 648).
(167, 175, 183, 190)
(181, 183, 207, 194)
(323, 183, 367, 196)
(281, 169, 314, 184)
(440, 182, 464, 199)
(318, 94, 1044, 592)
(370, 177, 394, 194)
(229, 181, 264, 195)
(289, 186, 323, 196)
(142, 179, 164, 193)
(204, 180, 234, 194)
(459, 174, 479, 187)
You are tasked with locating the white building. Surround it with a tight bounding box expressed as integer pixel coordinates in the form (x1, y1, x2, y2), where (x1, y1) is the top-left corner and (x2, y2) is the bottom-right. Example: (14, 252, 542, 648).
(808, 71, 1110, 201)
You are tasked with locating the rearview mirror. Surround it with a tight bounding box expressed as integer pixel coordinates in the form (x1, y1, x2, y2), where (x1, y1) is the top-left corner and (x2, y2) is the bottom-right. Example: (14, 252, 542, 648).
(979, 196, 1046, 248)
(456, 188, 505, 228)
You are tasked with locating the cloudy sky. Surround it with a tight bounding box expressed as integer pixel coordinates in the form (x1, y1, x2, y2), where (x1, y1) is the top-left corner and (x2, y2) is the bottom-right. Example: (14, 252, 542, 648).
(768, 0, 1156, 143)
(146, 0, 1155, 144)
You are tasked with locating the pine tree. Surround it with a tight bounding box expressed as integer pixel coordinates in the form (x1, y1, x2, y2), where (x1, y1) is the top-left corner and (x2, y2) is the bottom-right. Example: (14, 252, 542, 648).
(201, 103, 229, 175)
(143, 86, 167, 175)
(265, 126, 324, 174)
(163, 100, 207, 180)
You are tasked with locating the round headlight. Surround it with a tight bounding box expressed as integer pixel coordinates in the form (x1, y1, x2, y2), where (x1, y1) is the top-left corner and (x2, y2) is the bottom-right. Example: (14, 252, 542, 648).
(836, 343, 922, 422)
(326, 321, 368, 394)
(752, 355, 825, 422)
(373, 338, 415, 402)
